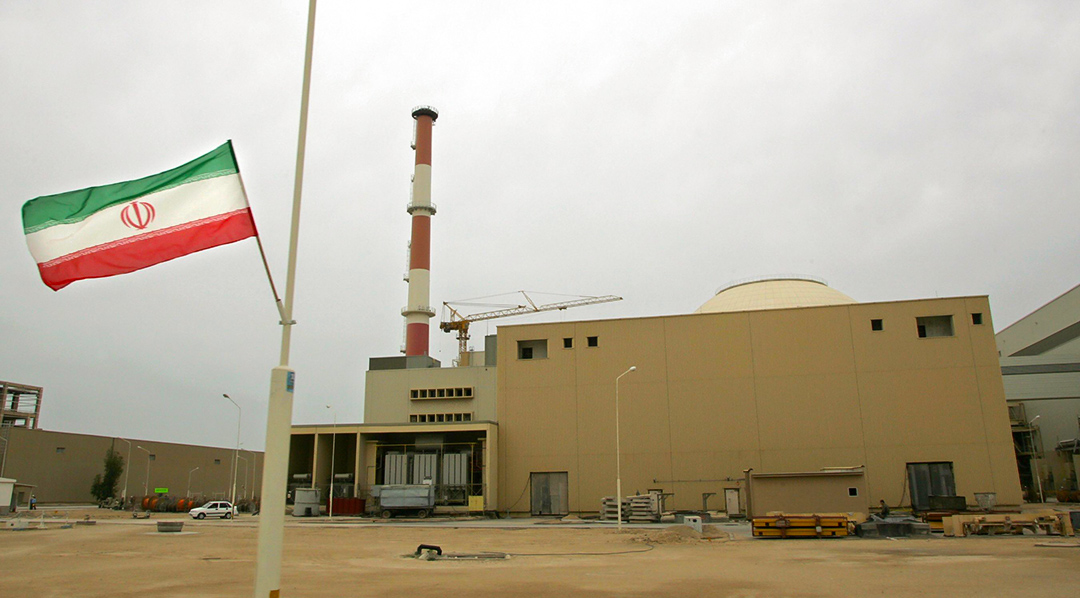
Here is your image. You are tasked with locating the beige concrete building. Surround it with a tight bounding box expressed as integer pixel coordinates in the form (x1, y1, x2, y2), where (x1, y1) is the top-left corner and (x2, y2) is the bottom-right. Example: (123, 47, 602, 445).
(291, 278, 1022, 516)
(0, 427, 262, 505)
(996, 282, 1080, 500)
(495, 280, 1021, 514)
(288, 351, 499, 513)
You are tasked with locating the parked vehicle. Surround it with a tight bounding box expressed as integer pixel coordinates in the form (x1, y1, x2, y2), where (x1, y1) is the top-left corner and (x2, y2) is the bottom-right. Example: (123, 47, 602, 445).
(189, 500, 238, 519)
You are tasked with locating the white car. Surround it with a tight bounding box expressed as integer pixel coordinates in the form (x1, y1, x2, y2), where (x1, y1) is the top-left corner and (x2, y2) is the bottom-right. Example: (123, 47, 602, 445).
(189, 501, 238, 519)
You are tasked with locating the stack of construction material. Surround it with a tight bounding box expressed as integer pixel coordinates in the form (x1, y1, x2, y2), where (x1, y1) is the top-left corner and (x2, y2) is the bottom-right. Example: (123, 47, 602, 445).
(627, 494, 660, 522)
(600, 496, 629, 521)
(752, 513, 851, 538)
(600, 494, 662, 522)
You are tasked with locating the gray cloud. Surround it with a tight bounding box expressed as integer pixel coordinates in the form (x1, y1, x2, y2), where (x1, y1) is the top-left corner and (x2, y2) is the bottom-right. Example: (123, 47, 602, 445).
(2, 1, 1078, 449)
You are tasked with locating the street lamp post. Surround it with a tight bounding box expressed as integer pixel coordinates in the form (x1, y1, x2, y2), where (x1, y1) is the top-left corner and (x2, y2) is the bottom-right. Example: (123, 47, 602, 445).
(136, 445, 152, 498)
(223, 394, 242, 507)
(615, 366, 637, 531)
(326, 405, 336, 518)
(187, 466, 200, 498)
(118, 438, 132, 506)
(236, 455, 249, 503)
(240, 446, 256, 500)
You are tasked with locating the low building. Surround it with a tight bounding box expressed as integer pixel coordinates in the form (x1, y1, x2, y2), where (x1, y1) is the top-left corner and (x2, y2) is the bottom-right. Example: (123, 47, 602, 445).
(0, 427, 262, 505)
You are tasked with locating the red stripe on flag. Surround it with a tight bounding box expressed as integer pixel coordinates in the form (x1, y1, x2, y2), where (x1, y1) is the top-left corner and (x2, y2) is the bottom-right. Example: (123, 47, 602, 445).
(38, 209, 257, 291)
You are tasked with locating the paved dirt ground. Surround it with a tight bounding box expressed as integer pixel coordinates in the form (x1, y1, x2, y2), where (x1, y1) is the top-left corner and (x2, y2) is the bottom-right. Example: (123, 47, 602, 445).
(2, 511, 1079, 597)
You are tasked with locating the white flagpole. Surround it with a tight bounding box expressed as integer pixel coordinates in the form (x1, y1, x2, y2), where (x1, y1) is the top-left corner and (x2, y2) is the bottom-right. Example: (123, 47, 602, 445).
(254, 0, 317, 595)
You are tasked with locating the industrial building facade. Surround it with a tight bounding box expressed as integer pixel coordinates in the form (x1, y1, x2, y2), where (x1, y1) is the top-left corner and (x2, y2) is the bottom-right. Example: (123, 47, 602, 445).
(494, 291, 1022, 514)
(288, 283, 1022, 515)
(0, 427, 262, 504)
(996, 282, 1080, 500)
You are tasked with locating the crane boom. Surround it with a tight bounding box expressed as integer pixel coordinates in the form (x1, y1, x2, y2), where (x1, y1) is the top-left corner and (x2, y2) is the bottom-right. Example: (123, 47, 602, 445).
(440, 291, 622, 363)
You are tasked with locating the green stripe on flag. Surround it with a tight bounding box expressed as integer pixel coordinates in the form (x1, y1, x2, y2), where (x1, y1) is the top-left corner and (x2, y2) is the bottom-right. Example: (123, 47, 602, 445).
(22, 141, 239, 234)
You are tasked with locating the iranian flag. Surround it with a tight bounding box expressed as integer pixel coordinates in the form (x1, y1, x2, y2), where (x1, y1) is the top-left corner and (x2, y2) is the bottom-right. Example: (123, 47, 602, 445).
(23, 141, 257, 291)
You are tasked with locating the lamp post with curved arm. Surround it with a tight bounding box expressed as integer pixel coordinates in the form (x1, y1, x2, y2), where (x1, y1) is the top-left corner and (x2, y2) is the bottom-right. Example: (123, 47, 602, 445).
(187, 467, 200, 498)
(223, 394, 241, 506)
(615, 366, 637, 531)
(117, 437, 132, 505)
(325, 404, 337, 518)
(136, 445, 152, 498)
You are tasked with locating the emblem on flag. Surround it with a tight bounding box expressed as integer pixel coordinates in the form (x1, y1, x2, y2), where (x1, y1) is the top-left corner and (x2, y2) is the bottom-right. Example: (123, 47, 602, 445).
(120, 201, 156, 230)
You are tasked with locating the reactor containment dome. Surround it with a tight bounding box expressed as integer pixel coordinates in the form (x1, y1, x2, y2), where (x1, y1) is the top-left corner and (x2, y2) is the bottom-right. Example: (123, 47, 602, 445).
(695, 276, 856, 314)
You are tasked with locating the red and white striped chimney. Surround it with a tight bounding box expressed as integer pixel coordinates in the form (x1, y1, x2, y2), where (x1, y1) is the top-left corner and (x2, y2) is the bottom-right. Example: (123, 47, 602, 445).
(402, 106, 438, 357)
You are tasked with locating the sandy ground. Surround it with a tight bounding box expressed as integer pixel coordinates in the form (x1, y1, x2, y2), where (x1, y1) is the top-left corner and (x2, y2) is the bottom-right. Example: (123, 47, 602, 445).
(3, 510, 1079, 598)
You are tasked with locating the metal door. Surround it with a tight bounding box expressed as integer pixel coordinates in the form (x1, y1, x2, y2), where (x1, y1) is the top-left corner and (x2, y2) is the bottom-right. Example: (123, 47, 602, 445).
(906, 462, 956, 511)
(530, 472, 569, 516)
(724, 488, 741, 515)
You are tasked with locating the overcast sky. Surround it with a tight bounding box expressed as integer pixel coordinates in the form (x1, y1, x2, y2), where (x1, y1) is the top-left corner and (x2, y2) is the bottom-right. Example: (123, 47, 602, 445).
(2, 1, 1078, 451)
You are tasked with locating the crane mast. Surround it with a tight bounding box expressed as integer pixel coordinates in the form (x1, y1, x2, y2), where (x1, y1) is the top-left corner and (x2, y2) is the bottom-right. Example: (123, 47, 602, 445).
(440, 291, 622, 365)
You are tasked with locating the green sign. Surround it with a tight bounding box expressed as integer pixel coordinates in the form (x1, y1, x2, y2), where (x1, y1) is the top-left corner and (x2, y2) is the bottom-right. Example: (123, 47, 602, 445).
(154, 488, 169, 494)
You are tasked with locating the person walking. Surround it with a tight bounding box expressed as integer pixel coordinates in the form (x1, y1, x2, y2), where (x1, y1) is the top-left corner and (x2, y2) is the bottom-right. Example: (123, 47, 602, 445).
(30, 495, 37, 510)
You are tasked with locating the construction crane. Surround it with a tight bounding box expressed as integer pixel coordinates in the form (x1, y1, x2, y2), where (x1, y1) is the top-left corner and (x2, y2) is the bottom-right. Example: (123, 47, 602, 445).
(440, 291, 622, 365)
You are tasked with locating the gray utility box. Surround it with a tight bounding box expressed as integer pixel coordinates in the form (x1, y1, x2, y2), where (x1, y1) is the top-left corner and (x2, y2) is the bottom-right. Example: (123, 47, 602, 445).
(293, 487, 321, 517)
(372, 484, 435, 518)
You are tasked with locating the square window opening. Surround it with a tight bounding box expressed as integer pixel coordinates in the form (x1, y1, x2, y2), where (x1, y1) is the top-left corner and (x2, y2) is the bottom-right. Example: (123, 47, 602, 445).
(848, 487, 858, 497)
(55, 447, 65, 454)
(971, 312, 983, 325)
(587, 336, 598, 347)
(517, 339, 548, 359)
(437, 388, 445, 398)
(463, 413, 472, 421)
(411, 389, 419, 399)
(916, 315, 954, 338)
(214, 459, 221, 465)
(871, 319, 883, 331)
(563, 337, 573, 349)
(410, 414, 418, 422)
(149, 454, 156, 461)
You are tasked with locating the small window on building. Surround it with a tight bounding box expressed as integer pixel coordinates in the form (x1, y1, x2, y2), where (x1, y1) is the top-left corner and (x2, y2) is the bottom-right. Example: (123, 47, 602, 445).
(411, 389, 419, 399)
(55, 447, 65, 454)
(916, 315, 954, 338)
(587, 336, 598, 347)
(149, 454, 156, 461)
(428, 389, 436, 398)
(563, 337, 573, 349)
(455, 388, 463, 397)
(214, 459, 221, 465)
(419, 389, 427, 399)
(517, 339, 548, 359)
(463, 413, 472, 421)
(848, 487, 858, 497)
(971, 312, 983, 325)
(437, 388, 445, 398)
(464, 387, 473, 397)
(454, 413, 463, 421)
(871, 319, 883, 331)
(410, 414, 418, 423)
(437, 414, 446, 422)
